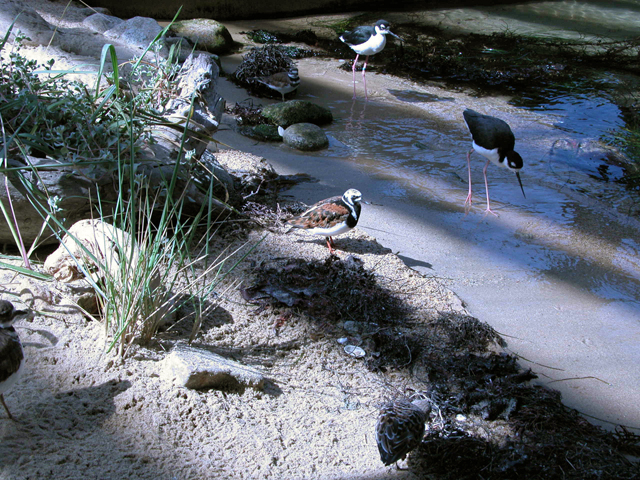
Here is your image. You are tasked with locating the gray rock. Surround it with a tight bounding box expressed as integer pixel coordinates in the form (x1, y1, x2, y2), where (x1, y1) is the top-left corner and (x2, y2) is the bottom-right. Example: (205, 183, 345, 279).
(104, 16, 163, 49)
(279, 123, 329, 151)
(163, 35, 196, 61)
(166, 53, 225, 141)
(262, 100, 333, 128)
(169, 19, 234, 54)
(0, 157, 115, 246)
(0, 0, 54, 46)
(82, 12, 123, 34)
(161, 343, 265, 392)
(199, 150, 236, 200)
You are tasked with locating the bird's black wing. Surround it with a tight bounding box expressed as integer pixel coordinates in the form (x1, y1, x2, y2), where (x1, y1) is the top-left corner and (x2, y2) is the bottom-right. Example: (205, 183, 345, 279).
(463, 109, 515, 151)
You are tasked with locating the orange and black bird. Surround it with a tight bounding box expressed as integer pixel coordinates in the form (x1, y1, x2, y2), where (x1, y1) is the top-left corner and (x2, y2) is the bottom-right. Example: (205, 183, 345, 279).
(285, 189, 362, 254)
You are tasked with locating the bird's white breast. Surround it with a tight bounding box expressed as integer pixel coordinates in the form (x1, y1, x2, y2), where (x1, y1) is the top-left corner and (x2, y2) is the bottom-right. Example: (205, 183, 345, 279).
(350, 33, 387, 56)
(304, 221, 352, 237)
(472, 141, 502, 167)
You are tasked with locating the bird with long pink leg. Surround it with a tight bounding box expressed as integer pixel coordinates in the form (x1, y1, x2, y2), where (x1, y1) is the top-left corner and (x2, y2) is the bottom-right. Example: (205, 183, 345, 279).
(340, 20, 402, 100)
(462, 108, 525, 216)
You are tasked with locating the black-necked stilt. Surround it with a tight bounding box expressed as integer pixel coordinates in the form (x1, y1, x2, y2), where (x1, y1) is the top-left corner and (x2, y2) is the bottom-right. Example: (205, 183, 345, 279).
(376, 397, 431, 466)
(254, 67, 300, 102)
(340, 20, 402, 100)
(0, 300, 27, 420)
(462, 108, 525, 216)
(285, 188, 362, 254)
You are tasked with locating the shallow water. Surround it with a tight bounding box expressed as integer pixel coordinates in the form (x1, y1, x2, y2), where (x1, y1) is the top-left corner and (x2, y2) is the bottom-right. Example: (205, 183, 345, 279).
(313, 89, 640, 307)
(217, 1, 640, 430)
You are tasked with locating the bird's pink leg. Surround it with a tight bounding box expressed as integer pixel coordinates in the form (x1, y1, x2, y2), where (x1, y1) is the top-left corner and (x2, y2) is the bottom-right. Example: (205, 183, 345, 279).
(483, 159, 499, 217)
(362, 56, 369, 100)
(465, 149, 474, 209)
(352, 54, 359, 99)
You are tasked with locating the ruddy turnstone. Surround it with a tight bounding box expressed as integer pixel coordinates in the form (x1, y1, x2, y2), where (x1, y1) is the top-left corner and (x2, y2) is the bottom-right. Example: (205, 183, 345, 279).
(285, 188, 362, 254)
(462, 108, 525, 216)
(0, 300, 27, 420)
(254, 67, 300, 102)
(339, 20, 402, 100)
(376, 397, 431, 466)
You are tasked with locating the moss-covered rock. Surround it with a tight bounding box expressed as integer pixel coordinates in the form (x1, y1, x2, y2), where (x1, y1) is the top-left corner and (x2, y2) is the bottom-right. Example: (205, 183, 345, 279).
(170, 19, 233, 54)
(279, 123, 329, 151)
(239, 124, 282, 142)
(262, 100, 333, 128)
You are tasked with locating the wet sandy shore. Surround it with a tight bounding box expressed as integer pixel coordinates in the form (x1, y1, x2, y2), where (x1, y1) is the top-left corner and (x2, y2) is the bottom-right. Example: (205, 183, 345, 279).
(215, 11, 640, 432)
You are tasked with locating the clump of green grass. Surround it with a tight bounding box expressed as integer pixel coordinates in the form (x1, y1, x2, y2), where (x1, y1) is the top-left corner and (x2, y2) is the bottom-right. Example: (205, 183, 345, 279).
(1, 16, 255, 357)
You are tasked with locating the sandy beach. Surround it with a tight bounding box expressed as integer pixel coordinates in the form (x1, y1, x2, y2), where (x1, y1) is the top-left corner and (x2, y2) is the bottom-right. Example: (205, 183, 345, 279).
(1, 2, 639, 479)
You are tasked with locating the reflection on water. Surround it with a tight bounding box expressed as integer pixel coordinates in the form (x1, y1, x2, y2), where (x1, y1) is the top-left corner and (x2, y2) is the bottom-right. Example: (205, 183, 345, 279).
(325, 89, 633, 204)
(387, 89, 456, 104)
(516, 92, 623, 137)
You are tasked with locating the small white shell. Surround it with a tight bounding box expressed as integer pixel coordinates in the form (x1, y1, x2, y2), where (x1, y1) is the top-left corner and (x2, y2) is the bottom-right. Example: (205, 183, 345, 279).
(344, 345, 365, 358)
(337, 337, 349, 345)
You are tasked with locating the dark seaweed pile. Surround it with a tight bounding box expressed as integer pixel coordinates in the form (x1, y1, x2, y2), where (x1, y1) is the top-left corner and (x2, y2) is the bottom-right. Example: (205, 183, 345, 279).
(241, 255, 407, 330)
(230, 44, 316, 100)
(242, 255, 640, 478)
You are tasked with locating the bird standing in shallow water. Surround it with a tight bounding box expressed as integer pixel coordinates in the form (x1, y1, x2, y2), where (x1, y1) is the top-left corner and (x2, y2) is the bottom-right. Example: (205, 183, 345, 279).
(254, 67, 300, 102)
(340, 20, 402, 100)
(462, 108, 525, 216)
(285, 189, 362, 255)
(0, 300, 27, 420)
(376, 397, 431, 467)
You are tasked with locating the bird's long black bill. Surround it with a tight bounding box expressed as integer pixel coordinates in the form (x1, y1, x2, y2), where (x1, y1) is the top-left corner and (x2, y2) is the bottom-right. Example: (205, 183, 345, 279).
(389, 32, 404, 42)
(516, 172, 526, 198)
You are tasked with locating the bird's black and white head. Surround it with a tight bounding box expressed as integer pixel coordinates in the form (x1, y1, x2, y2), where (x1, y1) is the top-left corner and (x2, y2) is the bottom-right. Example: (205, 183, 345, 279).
(287, 67, 299, 81)
(503, 151, 526, 198)
(0, 300, 26, 329)
(503, 150, 523, 172)
(374, 20, 402, 41)
(342, 188, 362, 208)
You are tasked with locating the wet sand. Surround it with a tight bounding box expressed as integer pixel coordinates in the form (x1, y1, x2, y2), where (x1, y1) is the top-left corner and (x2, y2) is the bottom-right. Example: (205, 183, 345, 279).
(215, 14, 640, 431)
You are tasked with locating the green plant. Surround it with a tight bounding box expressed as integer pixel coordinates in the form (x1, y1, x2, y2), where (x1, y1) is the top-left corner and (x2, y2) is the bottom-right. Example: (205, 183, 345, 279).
(0, 14, 256, 356)
(90, 150, 260, 356)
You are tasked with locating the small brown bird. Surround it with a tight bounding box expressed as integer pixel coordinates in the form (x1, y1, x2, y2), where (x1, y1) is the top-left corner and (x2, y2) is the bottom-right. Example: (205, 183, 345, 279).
(254, 67, 300, 102)
(376, 397, 431, 466)
(0, 300, 27, 420)
(285, 189, 362, 254)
